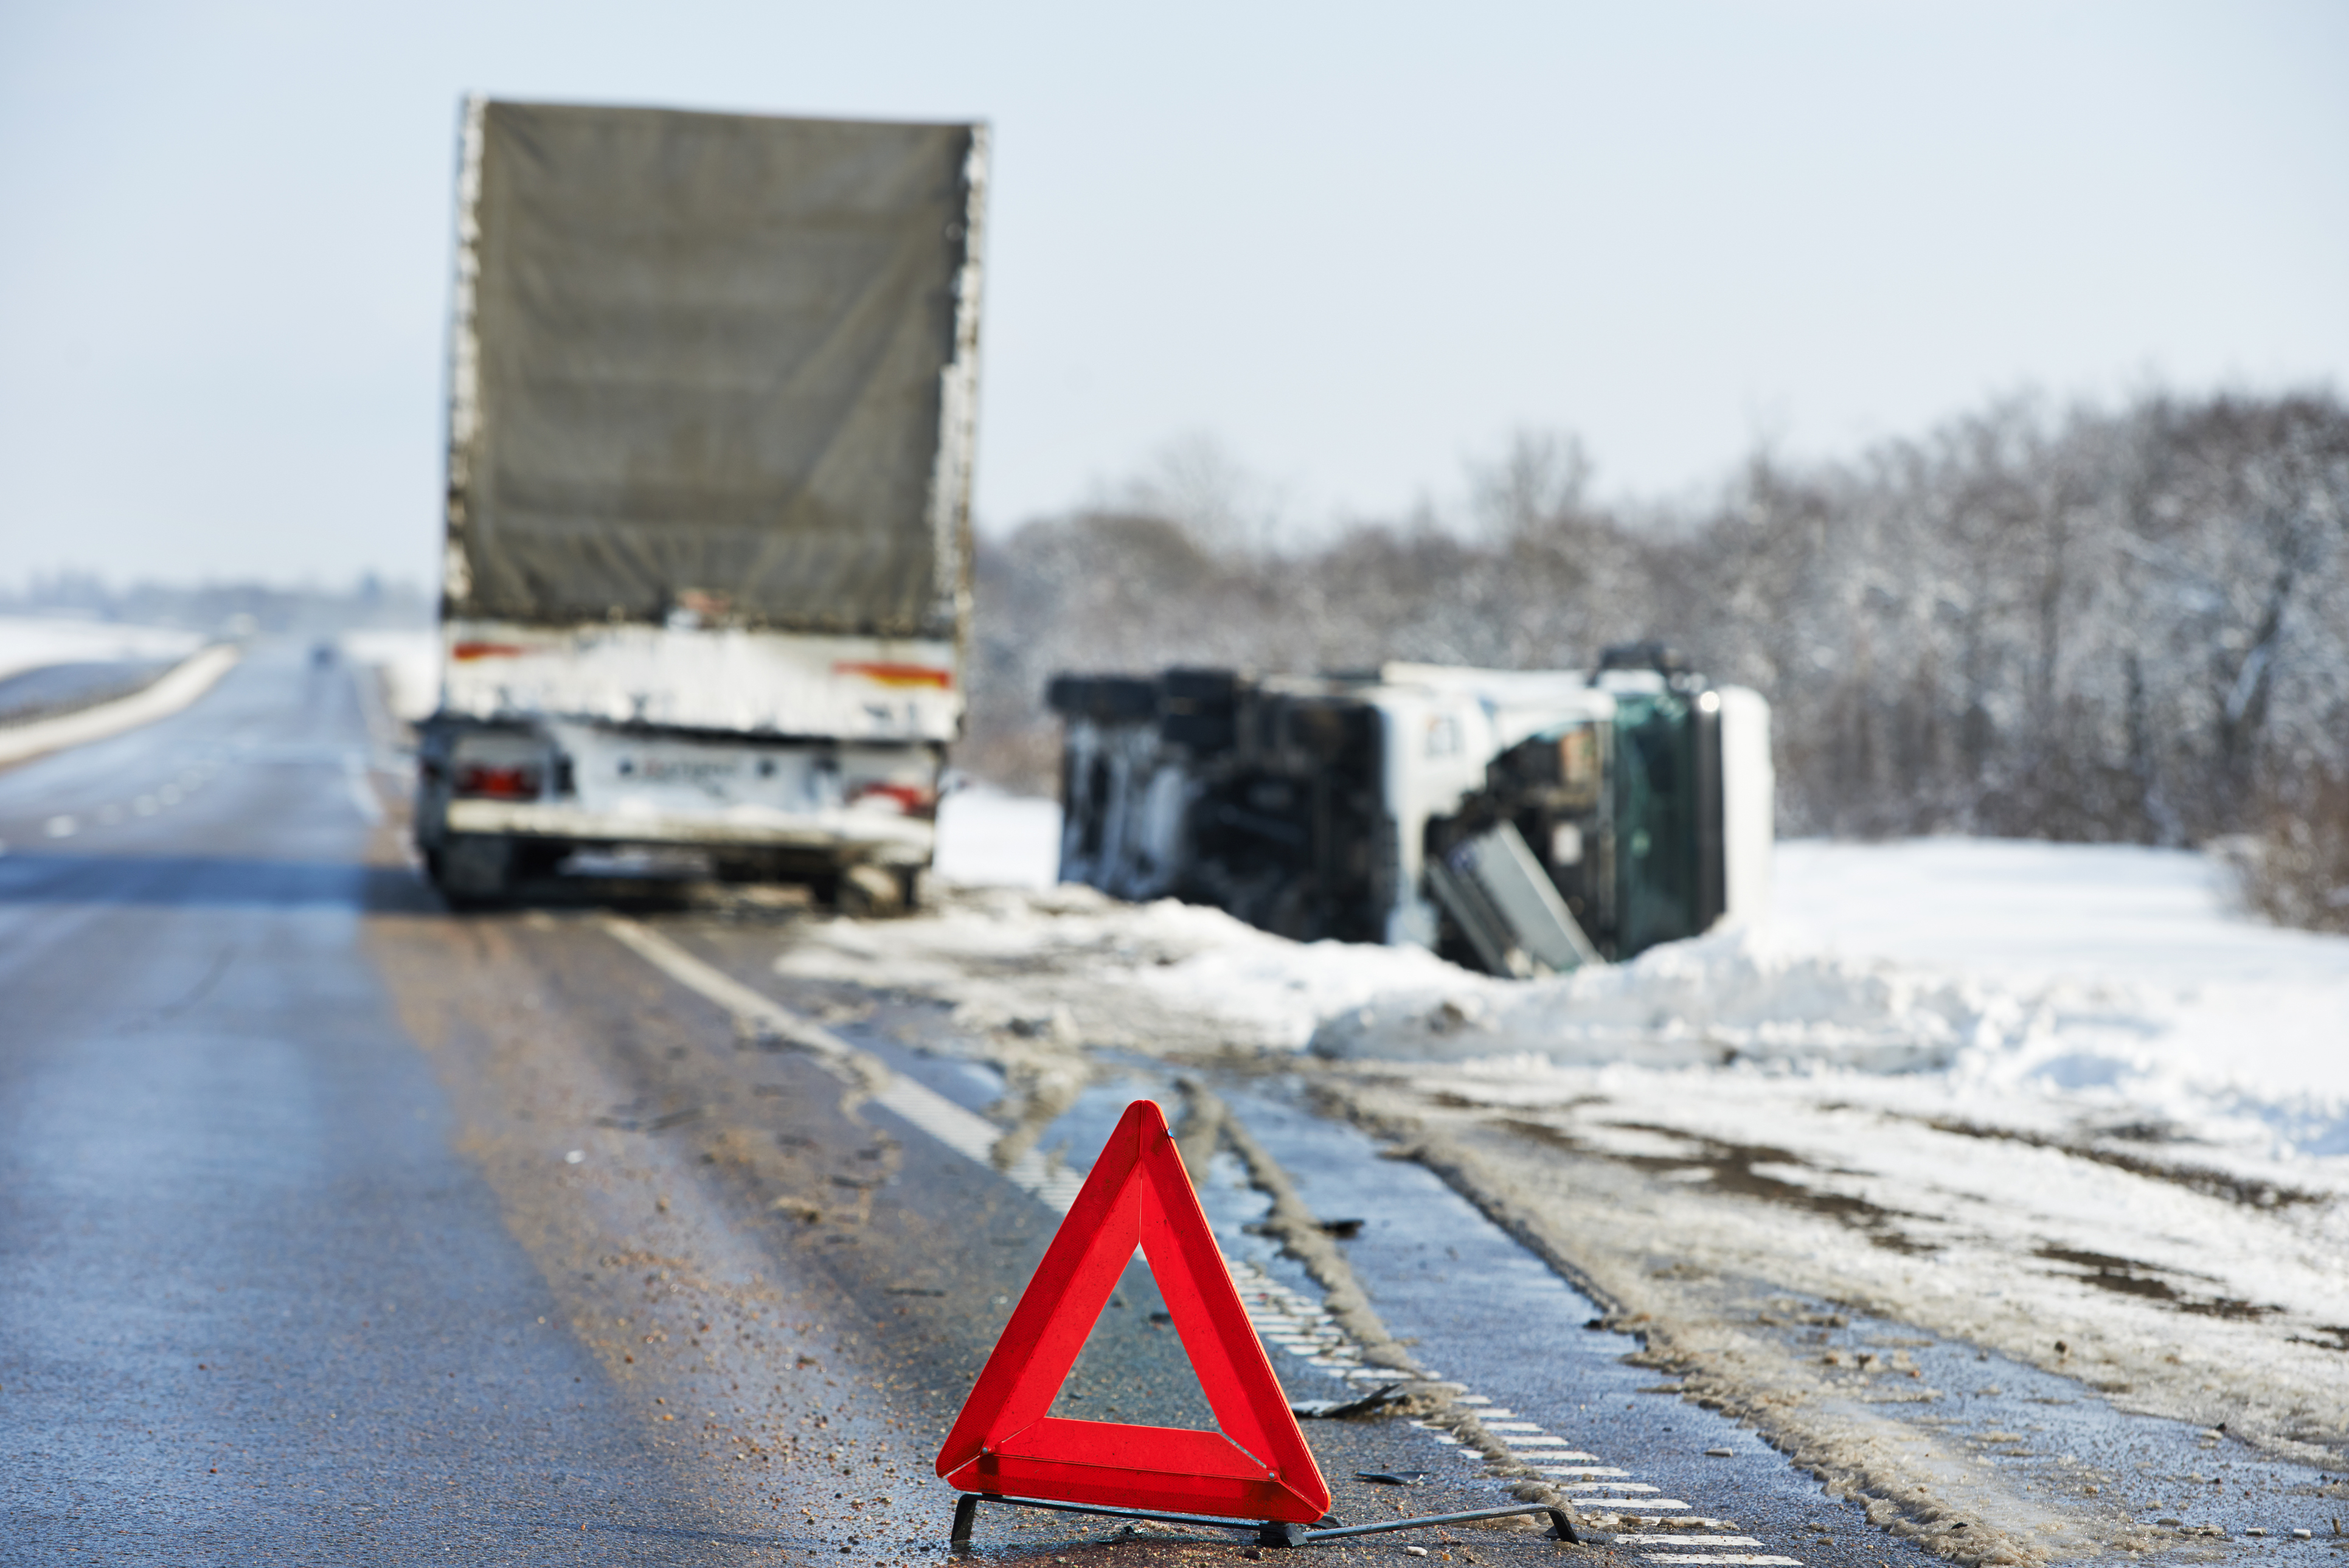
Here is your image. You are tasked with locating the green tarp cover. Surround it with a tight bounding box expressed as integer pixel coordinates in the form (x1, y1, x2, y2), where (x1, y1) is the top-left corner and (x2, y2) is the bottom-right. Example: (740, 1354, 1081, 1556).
(446, 100, 982, 636)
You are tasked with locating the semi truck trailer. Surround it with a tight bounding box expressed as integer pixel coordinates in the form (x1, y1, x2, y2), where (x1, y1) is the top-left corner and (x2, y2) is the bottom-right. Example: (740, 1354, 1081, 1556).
(1048, 646, 1772, 976)
(415, 99, 986, 906)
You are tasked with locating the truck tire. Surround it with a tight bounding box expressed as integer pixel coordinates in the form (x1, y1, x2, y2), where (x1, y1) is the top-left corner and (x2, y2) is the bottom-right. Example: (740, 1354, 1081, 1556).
(836, 862, 906, 918)
(510, 838, 569, 881)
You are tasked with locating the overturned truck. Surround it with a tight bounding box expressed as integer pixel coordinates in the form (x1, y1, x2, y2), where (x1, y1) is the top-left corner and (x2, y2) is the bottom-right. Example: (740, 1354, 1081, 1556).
(1048, 649, 1773, 976)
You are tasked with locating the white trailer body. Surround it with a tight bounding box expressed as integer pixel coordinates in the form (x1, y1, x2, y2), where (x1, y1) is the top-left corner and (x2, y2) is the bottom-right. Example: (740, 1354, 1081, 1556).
(417, 99, 985, 902)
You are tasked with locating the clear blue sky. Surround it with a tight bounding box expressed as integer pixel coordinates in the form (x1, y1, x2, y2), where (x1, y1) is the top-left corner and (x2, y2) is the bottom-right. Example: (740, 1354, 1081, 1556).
(2, 1, 2343, 588)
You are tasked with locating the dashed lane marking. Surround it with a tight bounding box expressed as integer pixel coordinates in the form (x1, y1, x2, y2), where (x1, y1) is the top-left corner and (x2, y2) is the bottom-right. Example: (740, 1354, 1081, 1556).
(1615, 1537, 1767, 1547)
(5, 752, 245, 848)
(602, 917, 1802, 1564)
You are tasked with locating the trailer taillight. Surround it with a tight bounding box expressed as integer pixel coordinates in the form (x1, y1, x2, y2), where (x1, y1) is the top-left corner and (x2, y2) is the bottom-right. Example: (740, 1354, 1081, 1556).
(845, 781, 935, 819)
(454, 763, 543, 800)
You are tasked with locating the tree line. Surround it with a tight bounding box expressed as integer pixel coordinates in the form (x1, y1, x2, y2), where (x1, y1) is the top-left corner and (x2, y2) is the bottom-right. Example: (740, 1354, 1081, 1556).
(963, 389, 2349, 932)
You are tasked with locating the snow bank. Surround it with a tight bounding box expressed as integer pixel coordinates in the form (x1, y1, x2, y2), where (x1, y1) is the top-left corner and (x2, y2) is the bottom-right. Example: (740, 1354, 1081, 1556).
(0, 615, 201, 682)
(781, 880, 1462, 1052)
(819, 791, 1462, 1049)
(338, 629, 440, 721)
(1310, 925, 2027, 1071)
(1318, 839, 2349, 1162)
(0, 644, 241, 768)
(920, 796, 2349, 1162)
(932, 788, 1061, 890)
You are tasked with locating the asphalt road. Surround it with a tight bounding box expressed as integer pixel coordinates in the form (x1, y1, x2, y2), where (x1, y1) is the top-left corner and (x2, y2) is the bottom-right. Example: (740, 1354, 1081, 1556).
(1, 645, 1940, 1566)
(0, 646, 813, 1562)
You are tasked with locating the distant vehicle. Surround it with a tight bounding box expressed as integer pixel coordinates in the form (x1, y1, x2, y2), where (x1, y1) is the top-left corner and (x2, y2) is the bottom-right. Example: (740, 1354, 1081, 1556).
(414, 99, 987, 907)
(1047, 645, 1774, 976)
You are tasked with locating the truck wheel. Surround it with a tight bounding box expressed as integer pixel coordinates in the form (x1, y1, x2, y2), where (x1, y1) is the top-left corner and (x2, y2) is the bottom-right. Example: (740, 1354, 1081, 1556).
(511, 839, 569, 882)
(836, 862, 906, 918)
(432, 833, 515, 907)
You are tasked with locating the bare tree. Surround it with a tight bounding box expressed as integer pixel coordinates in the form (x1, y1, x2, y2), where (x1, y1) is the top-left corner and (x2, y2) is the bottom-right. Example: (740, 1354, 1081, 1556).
(964, 389, 2349, 930)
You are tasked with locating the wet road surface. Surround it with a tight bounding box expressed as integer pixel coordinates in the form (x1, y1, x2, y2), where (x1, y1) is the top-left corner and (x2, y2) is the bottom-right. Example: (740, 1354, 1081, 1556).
(0, 648, 781, 1561)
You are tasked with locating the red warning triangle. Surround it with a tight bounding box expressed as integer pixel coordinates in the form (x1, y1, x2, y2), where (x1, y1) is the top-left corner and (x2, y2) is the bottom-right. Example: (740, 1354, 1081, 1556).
(935, 1098, 1331, 1523)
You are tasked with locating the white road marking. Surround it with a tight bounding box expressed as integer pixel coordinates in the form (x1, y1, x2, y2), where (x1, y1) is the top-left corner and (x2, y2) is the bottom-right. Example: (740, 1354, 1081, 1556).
(603, 917, 1800, 1557)
(603, 918, 1088, 1212)
(872, 1075, 1090, 1213)
(1636, 1556, 1800, 1566)
(605, 919, 856, 1060)
(1613, 1537, 1765, 1547)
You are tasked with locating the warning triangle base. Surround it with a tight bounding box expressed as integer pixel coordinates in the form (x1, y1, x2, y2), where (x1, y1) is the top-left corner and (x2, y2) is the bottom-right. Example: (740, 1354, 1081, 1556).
(945, 1491, 1581, 1551)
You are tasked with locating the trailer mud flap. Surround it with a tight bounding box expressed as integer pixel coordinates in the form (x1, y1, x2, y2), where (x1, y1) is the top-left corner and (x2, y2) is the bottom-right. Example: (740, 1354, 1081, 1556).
(1426, 820, 1601, 977)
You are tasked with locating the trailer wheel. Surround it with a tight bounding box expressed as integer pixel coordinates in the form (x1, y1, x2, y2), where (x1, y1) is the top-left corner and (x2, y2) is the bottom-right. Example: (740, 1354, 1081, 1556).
(510, 838, 569, 881)
(836, 862, 906, 918)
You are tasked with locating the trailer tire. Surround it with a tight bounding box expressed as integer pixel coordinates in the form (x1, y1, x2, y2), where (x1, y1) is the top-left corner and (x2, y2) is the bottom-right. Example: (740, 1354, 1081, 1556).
(510, 838, 569, 881)
(836, 862, 906, 918)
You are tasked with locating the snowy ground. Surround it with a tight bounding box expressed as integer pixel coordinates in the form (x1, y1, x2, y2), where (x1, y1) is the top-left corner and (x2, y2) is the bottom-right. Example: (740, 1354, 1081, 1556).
(925, 794, 2349, 1165)
(0, 615, 201, 682)
(870, 793, 2349, 1558)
